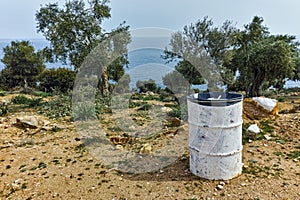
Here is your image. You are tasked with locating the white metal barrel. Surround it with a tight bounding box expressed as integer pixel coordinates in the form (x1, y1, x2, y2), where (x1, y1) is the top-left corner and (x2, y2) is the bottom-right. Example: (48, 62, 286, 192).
(187, 92, 243, 180)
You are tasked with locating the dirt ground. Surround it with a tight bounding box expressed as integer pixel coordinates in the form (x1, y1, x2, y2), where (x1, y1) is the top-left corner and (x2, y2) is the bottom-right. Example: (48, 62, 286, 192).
(0, 93, 299, 200)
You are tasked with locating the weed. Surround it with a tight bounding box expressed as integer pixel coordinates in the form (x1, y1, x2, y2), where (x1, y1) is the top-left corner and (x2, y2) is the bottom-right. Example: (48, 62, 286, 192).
(260, 120, 274, 133)
(38, 162, 47, 169)
(12, 95, 29, 104)
(75, 144, 87, 153)
(39, 94, 72, 118)
(0, 90, 7, 96)
(0, 103, 8, 116)
(52, 159, 60, 165)
(277, 96, 286, 102)
(73, 102, 98, 121)
(287, 151, 300, 159)
(12, 95, 42, 107)
(34, 91, 51, 98)
(20, 183, 27, 189)
(273, 152, 284, 156)
(19, 164, 26, 169)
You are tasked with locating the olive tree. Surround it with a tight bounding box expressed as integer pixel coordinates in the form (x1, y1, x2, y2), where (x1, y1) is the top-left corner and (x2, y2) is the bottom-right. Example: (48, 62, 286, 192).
(36, 0, 130, 96)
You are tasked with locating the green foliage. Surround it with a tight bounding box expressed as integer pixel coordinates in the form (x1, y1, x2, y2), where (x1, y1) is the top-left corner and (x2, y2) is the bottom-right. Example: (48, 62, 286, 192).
(167, 103, 188, 121)
(242, 120, 275, 144)
(164, 16, 237, 89)
(229, 16, 299, 96)
(0, 41, 45, 89)
(165, 16, 300, 96)
(0, 103, 8, 116)
(137, 103, 152, 111)
(287, 151, 300, 159)
(12, 95, 31, 104)
(73, 102, 98, 121)
(11, 95, 42, 107)
(39, 94, 72, 118)
(38, 68, 76, 93)
(277, 96, 286, 102)
(113, 74, 131, 94)
(0, 91, 7, 96)
(136, 79, 158, 93)
(36, 0, 130, 96)
(34, 91, 51, 98)
(162, 69, 192, 94)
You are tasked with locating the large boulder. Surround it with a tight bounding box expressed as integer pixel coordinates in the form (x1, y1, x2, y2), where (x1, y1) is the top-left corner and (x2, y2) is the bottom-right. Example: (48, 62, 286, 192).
(243, 97, 278, 121)
(16, 116, 39, 129)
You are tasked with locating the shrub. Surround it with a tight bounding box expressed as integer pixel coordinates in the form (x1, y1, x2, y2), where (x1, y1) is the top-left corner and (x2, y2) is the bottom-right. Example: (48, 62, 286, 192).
(39, 94, 72, 118)
(136, 79, 158, 93)
(167, 103, 188, 121)
(11, 95, 42, 107)
(0, 91, 7, 97)
(0, 103, 8, 116)
(34, 91, 51, 98)
(12, 95, 30, 104)
(38, 68, 76, 93)
(73, 102, 98, 121)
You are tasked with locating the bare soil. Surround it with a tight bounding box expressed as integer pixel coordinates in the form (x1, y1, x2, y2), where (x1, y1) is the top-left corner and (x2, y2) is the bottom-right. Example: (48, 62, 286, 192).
(0, 93, 299, 200)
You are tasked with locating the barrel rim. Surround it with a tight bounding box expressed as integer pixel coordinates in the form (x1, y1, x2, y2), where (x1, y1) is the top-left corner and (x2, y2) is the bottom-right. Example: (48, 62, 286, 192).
(187, 92, 243, 106)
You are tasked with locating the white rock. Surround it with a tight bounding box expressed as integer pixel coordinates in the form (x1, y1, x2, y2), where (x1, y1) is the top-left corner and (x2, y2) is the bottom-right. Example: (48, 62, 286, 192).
(216, 184, 224, 190)
(252, 97, 277, 112)
(161, 107, 173, 113)
(247, 124, 260, 134)
(219, 181, 225, 186)
(16, 116, 38, 129)
(264, 134, 272, 140)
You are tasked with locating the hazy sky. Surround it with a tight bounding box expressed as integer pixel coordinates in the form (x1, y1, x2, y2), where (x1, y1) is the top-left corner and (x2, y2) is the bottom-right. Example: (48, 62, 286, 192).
(0, 0, 300, 39)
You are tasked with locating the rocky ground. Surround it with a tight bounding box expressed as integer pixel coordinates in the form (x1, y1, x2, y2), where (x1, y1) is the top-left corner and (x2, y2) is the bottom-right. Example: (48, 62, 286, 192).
(0, 92, 299, 200)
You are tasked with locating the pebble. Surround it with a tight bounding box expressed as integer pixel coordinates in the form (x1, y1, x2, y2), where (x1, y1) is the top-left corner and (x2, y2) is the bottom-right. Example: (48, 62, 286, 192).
(216, 184, 224, 190)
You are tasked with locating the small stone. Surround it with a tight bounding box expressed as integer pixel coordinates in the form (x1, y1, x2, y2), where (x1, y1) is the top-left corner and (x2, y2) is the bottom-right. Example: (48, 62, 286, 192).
(140, 143, 152, 154)
(116, 145, 123, 150)
(219, 181, 225, 186)
(161, 107, 173, 113)
(264, 134, 272, 140)
(168, 117, 181, 127)
(293, 159, 298, 162)
(216, 184, 224, 190)
(247, 124, 260, 134)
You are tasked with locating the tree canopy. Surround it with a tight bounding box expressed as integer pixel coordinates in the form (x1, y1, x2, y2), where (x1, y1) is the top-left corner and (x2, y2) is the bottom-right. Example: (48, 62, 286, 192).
(164, 16, 237, 91)
(229, 16, 299, 96)
(165, 16, 300, 97)
(36, 0, 130, 96)
(0, 41, 45, 90)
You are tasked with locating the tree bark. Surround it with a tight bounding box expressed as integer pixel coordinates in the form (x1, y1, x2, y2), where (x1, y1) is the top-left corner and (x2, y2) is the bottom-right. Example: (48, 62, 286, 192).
(102, 68, 109, 97)
(248, 70, 265, 97)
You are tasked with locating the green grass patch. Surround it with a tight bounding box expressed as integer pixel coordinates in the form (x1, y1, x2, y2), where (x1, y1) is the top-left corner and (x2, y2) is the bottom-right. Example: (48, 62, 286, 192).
(287, 151, 300, 159)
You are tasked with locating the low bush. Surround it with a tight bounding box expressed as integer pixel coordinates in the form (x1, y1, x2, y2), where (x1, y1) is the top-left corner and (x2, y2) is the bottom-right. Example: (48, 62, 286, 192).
(12, 95, 42, 107)
(12, 95, 30, 104)
(0, 91, 7, 96)
(0, 103, 8, 116)
(73, 102, 98, 121)
(38, 68, 76, 93)
(39, 94, 72, 118)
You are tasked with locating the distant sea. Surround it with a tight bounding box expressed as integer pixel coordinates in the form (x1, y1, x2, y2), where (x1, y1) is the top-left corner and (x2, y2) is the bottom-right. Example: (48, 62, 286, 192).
(0, 39, 299, 89)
